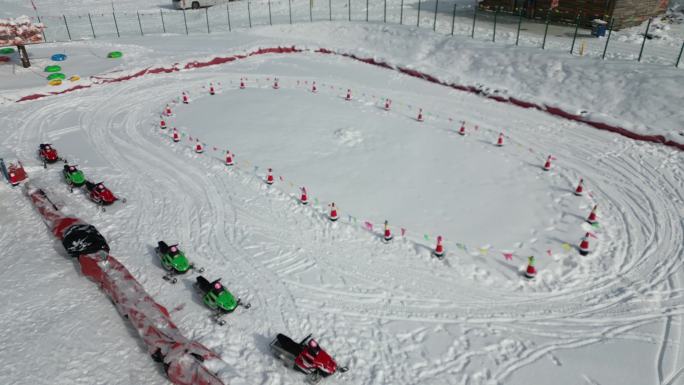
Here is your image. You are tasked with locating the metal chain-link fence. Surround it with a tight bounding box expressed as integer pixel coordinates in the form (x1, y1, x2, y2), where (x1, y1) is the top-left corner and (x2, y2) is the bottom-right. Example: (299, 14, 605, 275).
(28, 0, 684, 67)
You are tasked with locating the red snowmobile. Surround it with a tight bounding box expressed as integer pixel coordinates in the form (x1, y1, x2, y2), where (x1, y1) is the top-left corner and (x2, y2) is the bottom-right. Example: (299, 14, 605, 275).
(38, 143, 60, 167)
(85, 181, 123, 207)
(0, 158, 28, 186)
(270, 334, 348, 384)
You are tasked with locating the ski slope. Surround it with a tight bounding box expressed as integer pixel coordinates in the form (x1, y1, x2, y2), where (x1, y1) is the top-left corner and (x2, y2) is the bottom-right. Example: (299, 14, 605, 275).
(1, 20, 684, 385)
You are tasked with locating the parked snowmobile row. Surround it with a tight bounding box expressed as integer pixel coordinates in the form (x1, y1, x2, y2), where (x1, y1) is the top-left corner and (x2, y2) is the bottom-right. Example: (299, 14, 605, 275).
(37, 144, 124, 209)
(29, 143, 350, 383)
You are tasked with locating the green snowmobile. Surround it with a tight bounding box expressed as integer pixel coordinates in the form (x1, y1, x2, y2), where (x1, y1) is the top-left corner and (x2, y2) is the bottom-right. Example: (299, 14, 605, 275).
(195, 275, 250, 325)
(155, 241, 203, 283)
(63, 164, 86, 189)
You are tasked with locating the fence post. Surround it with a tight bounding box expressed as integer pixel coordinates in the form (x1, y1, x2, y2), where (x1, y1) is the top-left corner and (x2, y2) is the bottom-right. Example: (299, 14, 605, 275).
(515, 7, 522, 45)
(541, 11, 550, 49)
(384, 0, 387, 23)
(113, 12, 120, 38)
(451, 4, 456, 35)
(676, 40, 684, 68)
(160, 9, 166, 33)
(88, 13, 96, 38)
(183, 8, 188, 35)
(348, 0, 351, 21)
(470, 5, 477, 38)
(268, 0, 273, 25)
(570, 12, 580, 54)
(137, 11, 144, 36)
(205, 7, 210, 33)
(433, 0, 439, 31)
(492, 6, 498, 42)
(417, 0, 421, 27)
(289, 0, 293, 24)
(311, 0, 314, 22)
(400, 0, 404, 24)
(638, 17, 652, 62)
(366, 0, 369, 21)
(227, 3, 232, 31)
(248, 1, 252, 28)
(37, 15, 47, 41)
(602, 17, 614, 60)
(63, 15, 72, 40)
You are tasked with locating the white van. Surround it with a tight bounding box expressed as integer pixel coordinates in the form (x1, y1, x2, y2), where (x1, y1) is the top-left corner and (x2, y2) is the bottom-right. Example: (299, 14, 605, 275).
(172, 0, 230, 10)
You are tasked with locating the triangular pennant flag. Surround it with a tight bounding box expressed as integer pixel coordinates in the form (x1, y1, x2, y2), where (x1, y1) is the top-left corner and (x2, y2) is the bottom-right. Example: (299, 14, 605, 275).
(502, 252, 513, 261)
(479, 247, 489, 256)
(561, 243, 572, 251)
(364, 221, 373, 231)
(424, 234, 429, 241)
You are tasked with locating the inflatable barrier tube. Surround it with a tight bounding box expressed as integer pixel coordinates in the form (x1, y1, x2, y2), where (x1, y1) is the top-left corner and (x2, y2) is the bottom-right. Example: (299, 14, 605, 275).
(47, 73, 66, 81)
(69, 75, 80, 81)
(45, 65, 62, 73)
(0, 56, 9, 63)
(51, 53, 67, 61)
(0, 47, 14, 54)
(107, 51, 122, 59)
(48, 79, 62, 86)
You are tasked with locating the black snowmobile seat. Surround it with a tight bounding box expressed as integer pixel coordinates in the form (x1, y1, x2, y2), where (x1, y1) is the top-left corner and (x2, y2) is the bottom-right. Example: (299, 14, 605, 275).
(196, 275, 213, 293)
(277, 334, 304, 356)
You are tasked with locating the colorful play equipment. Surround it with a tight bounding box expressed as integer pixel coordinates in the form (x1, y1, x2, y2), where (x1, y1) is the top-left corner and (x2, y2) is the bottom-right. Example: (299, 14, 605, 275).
(0, 47, 14, 54)
(51, 53, 67, 61)
(44, 65, 61, 73)
(47, 73, 66, 81)
(48, 79, 62, 86)
(107, 51, 123, 59)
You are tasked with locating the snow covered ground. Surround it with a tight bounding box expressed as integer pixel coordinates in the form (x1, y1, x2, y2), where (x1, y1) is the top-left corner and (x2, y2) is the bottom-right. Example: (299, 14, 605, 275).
(1, 7, 683, 385)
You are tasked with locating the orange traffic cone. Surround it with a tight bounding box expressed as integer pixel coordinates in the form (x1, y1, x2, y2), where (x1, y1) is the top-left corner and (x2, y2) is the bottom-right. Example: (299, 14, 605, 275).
(345, 89, 352, 101)
(273, 78, 280, 89)
(543, 155, 552, 171)
(172, 129, 180, 142)
(329, 202, 339, 221)
(195, 141, 204, 154)
(300, 187, 309, 205)
(164, 105, 172, 116)
(574, 178, 584, 196)
(384, 99, 391, 111)
(383, 220, 393, 242)
(239, 79, 245, 89)
(458, 124, 465, 136)
(311, 82, 317, 93)
(209, 83, 216, 95)
(587, 205, 598, 225)
(225, 151, 234, 166)
(182, 92, 189, 104)
(266, 168, 274, 185)
(524, 256, 537, 279)
(160, 118, 167, 129)
(416, 108, 424, 122)
(433, 235, 445, 258)
(496, 133, 504, 147)
(579, 232, 590, 255)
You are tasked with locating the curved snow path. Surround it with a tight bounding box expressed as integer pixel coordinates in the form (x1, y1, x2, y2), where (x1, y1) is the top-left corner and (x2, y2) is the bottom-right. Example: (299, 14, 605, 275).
(1, 53, 683, 385)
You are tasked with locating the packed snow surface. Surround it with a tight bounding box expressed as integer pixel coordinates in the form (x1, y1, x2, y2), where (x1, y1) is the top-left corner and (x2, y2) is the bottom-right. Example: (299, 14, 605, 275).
(1, 15, 683, 385)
